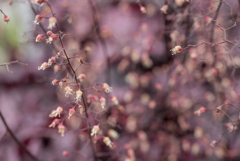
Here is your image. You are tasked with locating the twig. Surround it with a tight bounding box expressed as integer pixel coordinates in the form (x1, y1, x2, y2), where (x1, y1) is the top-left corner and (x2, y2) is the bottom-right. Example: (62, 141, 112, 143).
(88, 0, 111, 85)
(0, 60, 27, 73)
(0, 111, 39, 161)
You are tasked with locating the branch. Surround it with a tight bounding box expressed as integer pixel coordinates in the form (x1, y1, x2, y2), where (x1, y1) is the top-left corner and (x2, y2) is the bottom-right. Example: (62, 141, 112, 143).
(0, 111, 39, 161)
(88, 0, 111, 85)
(0, 60, 27, 73)
(46, 2, 98, 161)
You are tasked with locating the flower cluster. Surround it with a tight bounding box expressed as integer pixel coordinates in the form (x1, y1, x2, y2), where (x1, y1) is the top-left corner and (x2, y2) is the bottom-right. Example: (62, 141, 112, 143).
(64, 86, 73, 97)
(38, 56, 56, 70)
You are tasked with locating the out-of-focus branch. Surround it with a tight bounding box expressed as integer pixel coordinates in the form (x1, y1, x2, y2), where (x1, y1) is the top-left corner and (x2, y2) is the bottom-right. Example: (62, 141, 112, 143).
(210, 1, 222, 44)
(0, 60, 27, 73)
(88, 0, 111, 85)
(0, 111, 39, 161)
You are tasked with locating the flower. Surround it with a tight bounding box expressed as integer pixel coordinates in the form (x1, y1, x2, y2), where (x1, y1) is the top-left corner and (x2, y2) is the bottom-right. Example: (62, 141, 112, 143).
(38, 62, 49, 70)
(75, 90, 83, 103)
(49, 106, 63, 118)
(102, 83, 113, 93)
(108, 129, 119, 139)
(160, 5, 168, 14)
(210, 140, 217, 147)
(64, 86, 73, 97)
(194, 107, 206, 116)
(32, 0, 47, 5)
(215, 105, 222, 118)
(59, 81, 63, 88)
(170, 46, 182, 55)
(90, 125, 99, 136)
(48, 17, 57, 30)
(46, 31, 58, 44)
(100, 97, 106, 109)
(103, 137, 113, 148)
(4, 15, 10, 24)
(176, 0, 185, 7)
(78, 74, 86, 82)
(52, 79, 59, 85)
(49, 118, 61, 128)
(68, 107, 75, 119)
(111, 96, 119, 106)
(48, 57, 56, 66)
(140, 6, 146, 13)
(87, 94, 99, 103)
(205, 16, 213, 24)
(58, 123, 66, 137)
(36, 34, 44, 42)
(62, 151, 69, 157)
(34, 15, 42, 25)
(78, 105, 83, 114)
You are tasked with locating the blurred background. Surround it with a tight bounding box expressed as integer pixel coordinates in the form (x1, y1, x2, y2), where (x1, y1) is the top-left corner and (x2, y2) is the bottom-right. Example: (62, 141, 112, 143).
(1, 0, 240, 161)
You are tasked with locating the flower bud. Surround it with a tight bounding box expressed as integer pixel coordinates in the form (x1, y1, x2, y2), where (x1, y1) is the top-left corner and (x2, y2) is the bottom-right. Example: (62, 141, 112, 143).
(62, 151, 69, 157)
(111, 96, 119, 106)
(171, 46, 182, 55)
(68, 107, 75, 119)
(52, 79, 59, 85)
(48, 17, 57, 30)
(78, 74, 86, 82)
(140, 6, 146, 13)
(4, 15, 10, 24)
(49, 118, 61, 128)
(36, 34, 44, 42)
(102, 83, 113, 93)
(100, 96, 106, 109)
(91, 125, 99, 136)
(103, 137, 113, 148)
(58, 123, 66, 137)
(34, 15, 42, 25)
(160, 5, 168, 14)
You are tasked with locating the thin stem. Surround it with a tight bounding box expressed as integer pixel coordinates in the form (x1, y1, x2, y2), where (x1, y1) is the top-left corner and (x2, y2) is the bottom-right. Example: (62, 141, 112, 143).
(46, 2, 98, 161)
(88, 0, 111, 85)
(0, 111, 39, 161)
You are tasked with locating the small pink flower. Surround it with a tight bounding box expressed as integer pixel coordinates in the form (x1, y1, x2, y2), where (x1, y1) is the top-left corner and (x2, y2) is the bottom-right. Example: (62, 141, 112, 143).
(49, 118, 61, 128)
(4, 15, 10, 24)
(48, 17, 57, 30)
(102, 83, 113, 93)
(103, 137, 113, 148)
(46, 31, 58, 44)
(38, 62, 49, 70)
(62, 151, 69, 157)
(78, 74, 86, 82)
(35, 34, 44, 42)
(64, 86, 73, 97)
(100, 97, 106, 109)
(34, 15, 42, 25)
(160, 5, 168, 14)
(75, 90, 83, 103)
(58, 123, 66, 137)
(90, 125, 99, 136)
(111, 96, 119, 106)
(49, 106, 63, 118)
(68, 107, 75, 119)
(171, 46, 182, 55)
